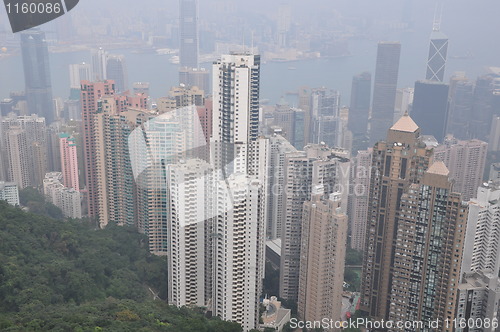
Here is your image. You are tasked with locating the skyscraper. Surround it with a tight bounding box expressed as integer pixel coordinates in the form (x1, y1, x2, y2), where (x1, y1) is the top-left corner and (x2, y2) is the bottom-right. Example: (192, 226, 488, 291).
(210, 54, 267, 331)
(93, 98, 149, 228)
(348, 149, 372, 251)
(470, 74, 496, 141)
(167, 158, 213, 307)
(447, 73, 474, 139)
(463, 182, 500, 276)
(20, 29, 54, 124)
(5, 128, 31, 189)
(80, 80, 115, 222)
(179, 0, 199, 69)
(297, 191, 347, 327)
(360, 113, 433, 320)
(106, 55, 128, 93)
(90, 48, 107, 81)
(212, 53, 260, 174)
(59, 133, 79, 191)
(310, 88, 342, 147)
(272, 102, 305, 149)
(370, 42, 401, 145)
(1, 114, 48, 188)
(69, 63, 92, 90)
(280, 145, 350, 302)
(165, 53, 267, 331)
(156, 85, 205, 113)
(389, 161, 467, 328)
(426, 22, 448, 82)
(178, 67, 210, 92)
(455, 181, 500, 331)
(348, 72, 371, 136)
(266, 134, 297, 239)
(411, 80, 449, 142)
(434, 135, 487, 201)
(393, 87, 414, 123)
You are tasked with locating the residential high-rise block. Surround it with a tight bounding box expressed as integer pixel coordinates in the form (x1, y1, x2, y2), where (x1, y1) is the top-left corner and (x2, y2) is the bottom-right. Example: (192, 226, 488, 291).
(106, 55, 128, 93)
(272, 102, 305, 149)
(20, 29, 54, 124)
(81, 80, 115, 221)
(0, 182, 19, 206)
(129, 105, 206, 255)
(348, 72, 371, 136)
(164, 54, 267, 331)
(411, 80, 449, 142)
(370, 42, 401, 145)
(212, 53, 260, 174)
(457, 182, 500, 330)
(456, 271, 500, 332)
(5, 128, 30, 189)
(167, 158, 212, 307)
(348, 149, 372, 251)
(1, 114, 48, 188)
(93, 97, 149, 228)
(389, 161, 467, 329)
(426, 22, 448, 82)
(211, 53, 267, 331)
(360, 113, 433, 320)
(297, 191, 347, 328)
(434, 135, 487, 201)
(59, 133, 79, 191)
(266, 134, 297, 239)
(156, 85, 205, 113)
(43, 172, 82, 219)
(463, 182, 500, 276)
(280, 144, 350, 302)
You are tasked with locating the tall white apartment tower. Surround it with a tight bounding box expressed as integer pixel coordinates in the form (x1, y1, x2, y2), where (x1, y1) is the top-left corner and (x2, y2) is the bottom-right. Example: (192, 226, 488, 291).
(211, 53, 267, 331)
(167, 159, 213, 307)
(166, 53, 267, 332)
(212, 53, 261, 175)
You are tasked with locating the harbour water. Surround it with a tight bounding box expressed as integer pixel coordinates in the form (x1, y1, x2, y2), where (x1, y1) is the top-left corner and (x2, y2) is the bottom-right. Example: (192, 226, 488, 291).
(0, 36, 491, 106)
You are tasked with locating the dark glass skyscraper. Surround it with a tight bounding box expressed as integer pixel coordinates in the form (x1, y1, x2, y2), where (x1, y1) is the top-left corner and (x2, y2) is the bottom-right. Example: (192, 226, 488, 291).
(370, 42, 401, 145)
(179, 0, 199, 69)
(106, 55, 128, 93)
(411, 80, 449, 142)
(20, 29, 54, 124)
(426, 26, 448, 82)
(348, 72, 371, 136)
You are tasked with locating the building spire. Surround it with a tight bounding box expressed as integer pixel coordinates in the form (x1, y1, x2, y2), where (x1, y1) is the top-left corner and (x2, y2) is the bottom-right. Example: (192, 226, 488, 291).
(432, 3, 444, 31)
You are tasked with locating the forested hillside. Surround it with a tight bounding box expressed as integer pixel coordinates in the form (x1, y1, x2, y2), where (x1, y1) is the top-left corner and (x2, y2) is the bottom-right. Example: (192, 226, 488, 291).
(0, 201, 242, 331)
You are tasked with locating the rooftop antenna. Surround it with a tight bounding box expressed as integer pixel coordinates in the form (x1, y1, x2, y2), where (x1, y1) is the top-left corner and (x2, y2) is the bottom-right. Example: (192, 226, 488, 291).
(251, 30, 254, 54)
(242, 29, 246, 54)
(432, 3, 444, 31)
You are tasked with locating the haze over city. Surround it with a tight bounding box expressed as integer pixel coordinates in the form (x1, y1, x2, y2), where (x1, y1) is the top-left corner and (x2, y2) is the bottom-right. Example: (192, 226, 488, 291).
(0, 0, 500, 331)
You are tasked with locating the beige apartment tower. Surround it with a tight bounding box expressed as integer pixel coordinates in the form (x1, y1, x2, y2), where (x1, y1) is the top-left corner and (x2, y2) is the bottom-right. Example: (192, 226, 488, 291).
(389, 162, 467, 331)
(297, 191, 347, 330)
(360, 113, 433, 320)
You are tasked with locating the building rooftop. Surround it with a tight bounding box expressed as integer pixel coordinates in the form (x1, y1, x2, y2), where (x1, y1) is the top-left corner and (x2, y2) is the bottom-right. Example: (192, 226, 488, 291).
(427, 161, 449, 176)
(390, 113, 419, 133)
